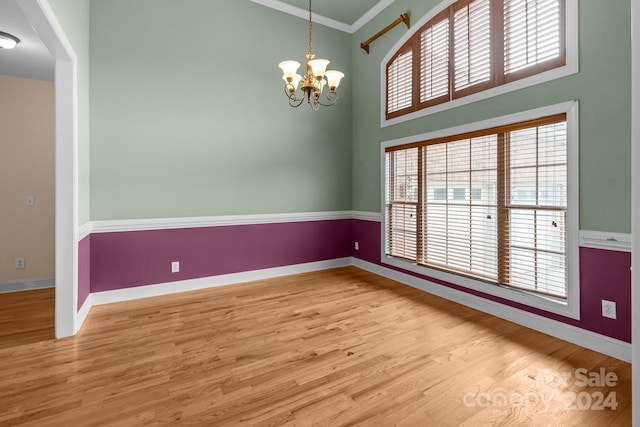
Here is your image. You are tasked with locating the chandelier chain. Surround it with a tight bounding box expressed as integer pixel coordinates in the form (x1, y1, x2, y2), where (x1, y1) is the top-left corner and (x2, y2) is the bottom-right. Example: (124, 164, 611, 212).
(308, 0, 313, 55)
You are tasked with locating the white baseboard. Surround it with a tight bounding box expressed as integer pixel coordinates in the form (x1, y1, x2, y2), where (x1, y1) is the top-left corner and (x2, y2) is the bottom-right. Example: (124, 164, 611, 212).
(0, 278, 55, 294)
(352, 258, 632, 363)
(91, 258, 352, 306)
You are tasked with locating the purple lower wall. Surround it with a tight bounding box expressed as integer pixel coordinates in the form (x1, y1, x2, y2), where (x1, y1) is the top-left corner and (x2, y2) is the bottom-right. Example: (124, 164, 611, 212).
(77, 217, 631, 344)
(78, 235, 91, 310)
(89, 219, 352, 293)
(352, 219, 632, 343)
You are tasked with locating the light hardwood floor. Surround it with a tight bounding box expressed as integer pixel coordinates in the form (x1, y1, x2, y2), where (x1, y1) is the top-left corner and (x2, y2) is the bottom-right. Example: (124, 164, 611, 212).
(0, 267, 631, 426)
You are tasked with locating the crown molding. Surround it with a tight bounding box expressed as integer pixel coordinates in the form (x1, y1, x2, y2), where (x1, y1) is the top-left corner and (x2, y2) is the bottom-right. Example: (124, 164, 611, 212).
(249, 0, 396, 34)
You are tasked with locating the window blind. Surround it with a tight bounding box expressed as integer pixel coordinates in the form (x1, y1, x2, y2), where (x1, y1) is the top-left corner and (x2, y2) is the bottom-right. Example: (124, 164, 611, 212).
(387, 50, 414, 114)
(504, 121, 567, 297)
(385, 0, 565, 119)
(420, 17, 450, 102)
(421, 135, 499, 280)
(385, 115, 567, 298)
(454, 0, 492, 91)
(385, 148, 419, 261)
(504, 0, 562, 75)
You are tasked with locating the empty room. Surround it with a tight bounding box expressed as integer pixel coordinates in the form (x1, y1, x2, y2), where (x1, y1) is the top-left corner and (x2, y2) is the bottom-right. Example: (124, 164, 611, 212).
(0, 0, 638, 425)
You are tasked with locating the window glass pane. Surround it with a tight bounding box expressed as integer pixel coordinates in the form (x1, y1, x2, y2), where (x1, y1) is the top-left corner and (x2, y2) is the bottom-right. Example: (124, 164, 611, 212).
(538, 165, 566, 207)
(454, 0, 492, 90)
(452, 186, 467, 201)
(471, 170, 496, 205)
(425, 204, 447, 264)
(536, 251, 567, 297)
(470, 135, 497, 170)
(433, 187, 447, 200)
(536, 210, 566, 253)
(471, 205, 498, 278)
(538, 121, 567, 166)
(447, 139, 471, 172)
(420, 18, 450, 102)
(388, 203, 417, 259)
(510, 127, 537, 168)
(510, 167, 537, 205)
(426, 143, 447, 173)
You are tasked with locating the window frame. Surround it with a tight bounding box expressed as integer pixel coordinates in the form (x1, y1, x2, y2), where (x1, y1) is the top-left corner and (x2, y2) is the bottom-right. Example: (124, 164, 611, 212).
(381, 0, 578, 127)
(380, 101, 580, 319)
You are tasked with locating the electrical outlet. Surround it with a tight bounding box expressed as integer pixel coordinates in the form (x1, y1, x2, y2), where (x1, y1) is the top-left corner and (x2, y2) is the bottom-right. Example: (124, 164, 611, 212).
(602, 300, 617, 319)
(354, 241, 359, 251)
(171, 261, 180, 273)
(16, 258, 25, 269)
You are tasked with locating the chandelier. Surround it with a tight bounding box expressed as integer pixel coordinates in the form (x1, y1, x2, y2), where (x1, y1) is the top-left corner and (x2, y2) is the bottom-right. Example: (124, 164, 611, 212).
(278, 0, 344, 110)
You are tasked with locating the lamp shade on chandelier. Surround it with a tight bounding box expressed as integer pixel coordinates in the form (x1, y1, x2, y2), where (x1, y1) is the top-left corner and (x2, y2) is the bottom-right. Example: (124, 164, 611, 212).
(279, 0, 344, 110)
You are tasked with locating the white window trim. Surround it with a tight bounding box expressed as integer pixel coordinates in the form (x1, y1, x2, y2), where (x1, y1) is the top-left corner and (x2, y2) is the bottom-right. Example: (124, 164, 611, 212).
(380, 0, 579, 128)
(380, 101, 580, 319)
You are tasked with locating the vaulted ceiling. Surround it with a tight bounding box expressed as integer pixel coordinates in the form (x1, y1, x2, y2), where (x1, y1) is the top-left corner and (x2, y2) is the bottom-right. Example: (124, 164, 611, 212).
(0, 0, 395, 82)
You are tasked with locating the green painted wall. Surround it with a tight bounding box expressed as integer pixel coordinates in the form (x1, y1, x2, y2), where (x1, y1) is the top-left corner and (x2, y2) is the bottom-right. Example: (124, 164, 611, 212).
(351, 0, 632, 233)
(48, 0, 91, 225)
(89, 0, 352, 220)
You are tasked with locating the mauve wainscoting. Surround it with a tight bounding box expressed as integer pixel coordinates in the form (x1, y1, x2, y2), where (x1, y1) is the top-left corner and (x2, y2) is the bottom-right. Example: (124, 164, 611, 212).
(77, 217, 630, 345)
(352, 218, 632, 343)
(85, 219, 351, 296)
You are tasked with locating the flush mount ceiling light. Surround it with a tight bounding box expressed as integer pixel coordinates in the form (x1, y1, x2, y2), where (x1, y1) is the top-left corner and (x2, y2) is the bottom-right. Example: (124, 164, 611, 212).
(278, 0, 344, 110)
(0, 31, 20, 49)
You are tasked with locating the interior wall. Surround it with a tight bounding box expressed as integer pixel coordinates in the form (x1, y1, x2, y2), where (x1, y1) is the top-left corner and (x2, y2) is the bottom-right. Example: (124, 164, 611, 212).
(351, 0, 632, 234)
(0, 74, 55, 285)
(88, 0, 353, 221)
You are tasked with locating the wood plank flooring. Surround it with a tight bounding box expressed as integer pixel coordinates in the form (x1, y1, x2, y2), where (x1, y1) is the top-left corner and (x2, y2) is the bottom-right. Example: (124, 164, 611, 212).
(0, 267, 632, 426)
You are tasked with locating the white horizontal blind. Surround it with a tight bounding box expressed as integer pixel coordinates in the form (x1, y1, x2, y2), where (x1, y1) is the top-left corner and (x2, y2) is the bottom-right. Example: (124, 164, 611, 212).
(387, 50, 414, 113)
(506, 121, 567, 297)
(385, 148, 419, 260)
(504, 0, 562, 74)
(454, 0, 492, 91)
(385, 115, 568, 299)
(420, 17, 450, 102)
(421, 136, 498, 280)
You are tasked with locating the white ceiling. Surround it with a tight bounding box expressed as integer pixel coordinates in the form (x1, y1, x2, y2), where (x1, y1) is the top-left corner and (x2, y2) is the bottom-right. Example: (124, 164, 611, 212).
(0, 0, 53, 82)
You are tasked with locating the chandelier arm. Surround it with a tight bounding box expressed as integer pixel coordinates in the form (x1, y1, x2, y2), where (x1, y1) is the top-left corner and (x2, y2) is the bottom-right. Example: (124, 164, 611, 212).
(289, 96, 305, 108)
(283, 84, 306, 105)
(317, 90, 338, 107)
